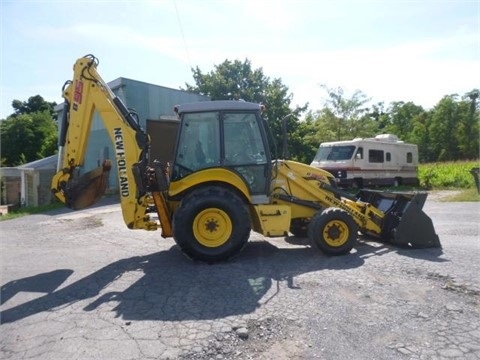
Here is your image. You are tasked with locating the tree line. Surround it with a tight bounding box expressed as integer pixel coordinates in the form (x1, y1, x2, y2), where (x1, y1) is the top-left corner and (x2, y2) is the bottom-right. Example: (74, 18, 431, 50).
(0, 95, 58, 166)
(185, 60, 479, 164)
(1, 59, 478, 167)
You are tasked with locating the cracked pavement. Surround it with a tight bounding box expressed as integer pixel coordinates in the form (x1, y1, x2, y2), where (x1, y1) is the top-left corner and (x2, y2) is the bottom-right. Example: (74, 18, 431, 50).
(0, 194, 479, 359)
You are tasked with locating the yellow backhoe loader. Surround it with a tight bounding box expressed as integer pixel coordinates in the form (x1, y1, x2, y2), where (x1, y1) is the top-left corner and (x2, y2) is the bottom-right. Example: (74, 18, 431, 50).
(52, 55, 440, 263)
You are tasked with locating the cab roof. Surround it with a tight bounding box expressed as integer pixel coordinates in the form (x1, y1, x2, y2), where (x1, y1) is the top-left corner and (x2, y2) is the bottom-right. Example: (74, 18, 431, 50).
(175, 100, 262, 114)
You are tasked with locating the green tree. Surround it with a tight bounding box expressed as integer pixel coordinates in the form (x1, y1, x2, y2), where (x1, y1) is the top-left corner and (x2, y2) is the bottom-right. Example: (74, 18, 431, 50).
(429, 95, 461, 161)
(318, 85, 372, 140)
(1, 111, 58, 166)
(11, 95, 57, 118)
(185, 59, 307, 160)
(289, 113, 320, 163)
(185, 59, 267, 103)
(456, 90, 479, 160)
(368, 102, 389, 131)
(426, 92, 480, 161)
(383, 101, 425, 142)
(410, 111, 435, 162)
(304, 86, 375, 155)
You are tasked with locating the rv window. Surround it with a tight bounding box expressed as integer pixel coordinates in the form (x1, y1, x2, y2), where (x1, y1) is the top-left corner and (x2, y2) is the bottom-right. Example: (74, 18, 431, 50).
(369, 149, 384, 163)
(355, 147, 363, 160)
(407, 152, 413, 163)
(314, 145, 356, 161)
(386, 152, 391, 162)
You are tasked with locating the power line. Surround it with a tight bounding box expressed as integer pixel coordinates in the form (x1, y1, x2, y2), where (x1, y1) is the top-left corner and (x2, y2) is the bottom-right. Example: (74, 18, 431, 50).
(173, 0, 192, 70)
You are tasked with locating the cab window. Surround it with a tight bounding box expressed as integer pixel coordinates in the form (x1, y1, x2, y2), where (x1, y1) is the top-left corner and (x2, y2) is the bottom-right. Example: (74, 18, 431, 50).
(222, 112, 268, 195)
(174, 111, 220, 173)
(223, 113, 267, 165)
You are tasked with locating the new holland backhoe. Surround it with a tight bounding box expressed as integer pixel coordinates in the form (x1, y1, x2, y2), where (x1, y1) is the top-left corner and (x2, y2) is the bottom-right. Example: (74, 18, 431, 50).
(52, 55, 441, 263)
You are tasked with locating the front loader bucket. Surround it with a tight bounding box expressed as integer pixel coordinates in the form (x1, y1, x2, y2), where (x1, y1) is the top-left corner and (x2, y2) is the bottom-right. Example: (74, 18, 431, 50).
(64, 160, 112, 210)
(391, 193, 441, 248)
(357, 190, 441, 249)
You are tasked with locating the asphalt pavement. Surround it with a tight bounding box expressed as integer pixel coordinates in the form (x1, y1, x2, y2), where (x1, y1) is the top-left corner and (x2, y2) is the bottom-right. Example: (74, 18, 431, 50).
(0, 194, 479, 359)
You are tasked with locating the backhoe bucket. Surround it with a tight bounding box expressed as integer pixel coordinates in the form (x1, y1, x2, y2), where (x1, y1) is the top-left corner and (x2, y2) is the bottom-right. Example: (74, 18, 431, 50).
(64, 160, 112, 210)
(357, 190, 441, 249)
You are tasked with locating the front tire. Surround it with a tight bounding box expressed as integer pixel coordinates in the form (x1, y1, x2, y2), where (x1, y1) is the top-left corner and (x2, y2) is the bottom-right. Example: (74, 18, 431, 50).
(308, 207, 358, 255)
(173, 186, 251, 263)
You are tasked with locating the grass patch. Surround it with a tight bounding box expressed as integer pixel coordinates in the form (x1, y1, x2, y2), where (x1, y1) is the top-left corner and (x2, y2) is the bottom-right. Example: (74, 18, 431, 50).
(0, 202, 64, 221)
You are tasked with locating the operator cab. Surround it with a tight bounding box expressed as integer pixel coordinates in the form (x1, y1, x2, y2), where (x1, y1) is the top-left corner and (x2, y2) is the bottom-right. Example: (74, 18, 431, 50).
(172, 101, 271, 195)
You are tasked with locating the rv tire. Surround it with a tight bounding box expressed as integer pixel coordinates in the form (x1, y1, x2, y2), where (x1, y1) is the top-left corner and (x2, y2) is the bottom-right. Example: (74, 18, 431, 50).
(353, 178, 363, 189)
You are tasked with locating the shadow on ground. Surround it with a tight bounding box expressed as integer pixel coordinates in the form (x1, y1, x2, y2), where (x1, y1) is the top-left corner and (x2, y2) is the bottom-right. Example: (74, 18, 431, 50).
(0, 235, 446, 325)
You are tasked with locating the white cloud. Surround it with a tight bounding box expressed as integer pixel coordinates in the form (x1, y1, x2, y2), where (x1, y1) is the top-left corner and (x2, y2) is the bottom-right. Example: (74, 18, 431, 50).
(1, 0, 478, 119)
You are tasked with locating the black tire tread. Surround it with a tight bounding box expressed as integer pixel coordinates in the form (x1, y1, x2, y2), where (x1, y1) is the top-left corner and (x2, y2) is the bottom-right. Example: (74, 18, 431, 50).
(173, 186, 250, 263)
(307, 207, 358, 255)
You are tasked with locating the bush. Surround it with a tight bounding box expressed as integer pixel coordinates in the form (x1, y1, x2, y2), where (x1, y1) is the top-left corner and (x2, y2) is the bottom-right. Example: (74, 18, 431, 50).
(419, 160, 480, 189)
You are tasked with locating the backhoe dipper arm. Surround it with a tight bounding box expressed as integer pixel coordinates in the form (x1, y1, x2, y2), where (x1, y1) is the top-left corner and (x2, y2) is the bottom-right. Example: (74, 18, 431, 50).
(51, 55, 157, 231)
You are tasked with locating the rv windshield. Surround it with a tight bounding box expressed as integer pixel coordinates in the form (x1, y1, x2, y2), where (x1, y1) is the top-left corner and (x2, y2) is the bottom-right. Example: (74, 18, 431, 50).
(314, 145, 356, 161)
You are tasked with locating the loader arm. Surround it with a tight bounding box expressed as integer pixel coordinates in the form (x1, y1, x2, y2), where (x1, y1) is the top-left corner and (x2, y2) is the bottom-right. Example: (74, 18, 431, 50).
(51, 55, 171, 233)
(272, 160, 440, 249)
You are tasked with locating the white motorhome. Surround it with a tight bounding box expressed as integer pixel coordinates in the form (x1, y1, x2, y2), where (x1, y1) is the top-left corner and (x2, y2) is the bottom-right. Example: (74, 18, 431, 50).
(310, 134, 419, 188)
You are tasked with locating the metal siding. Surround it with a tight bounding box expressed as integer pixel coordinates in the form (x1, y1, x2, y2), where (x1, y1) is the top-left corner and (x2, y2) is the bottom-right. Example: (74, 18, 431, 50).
(84, 128, 117, 189)
(38, 169, 55, 205)
(120, 78, 208, 125)
(81, 78, 209, 193)
(26, 173, 35, 206)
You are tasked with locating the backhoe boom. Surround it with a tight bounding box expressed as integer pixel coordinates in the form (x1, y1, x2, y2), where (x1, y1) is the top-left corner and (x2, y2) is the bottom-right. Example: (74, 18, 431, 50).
(51, 55, 162, 231)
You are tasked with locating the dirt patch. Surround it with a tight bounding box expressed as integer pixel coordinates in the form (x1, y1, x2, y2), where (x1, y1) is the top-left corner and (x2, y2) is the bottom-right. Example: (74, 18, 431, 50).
(427, 190, 463, 201)
(179, 317, 307, 359)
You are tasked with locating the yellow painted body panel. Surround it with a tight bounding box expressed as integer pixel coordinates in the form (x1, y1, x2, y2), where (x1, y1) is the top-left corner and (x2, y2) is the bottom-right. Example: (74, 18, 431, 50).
(251, 204, 291, 237)
(271, 160, 383, 235)
(168, 168, 252, 200)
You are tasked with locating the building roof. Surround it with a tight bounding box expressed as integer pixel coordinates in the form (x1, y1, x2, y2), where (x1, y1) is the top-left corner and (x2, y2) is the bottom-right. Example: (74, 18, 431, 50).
(17, 154, 58, 171)
(0, 167, 20, 177)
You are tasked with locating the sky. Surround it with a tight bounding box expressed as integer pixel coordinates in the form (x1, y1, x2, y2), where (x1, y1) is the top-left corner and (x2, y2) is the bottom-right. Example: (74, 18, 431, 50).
(1, 0, 479, 119)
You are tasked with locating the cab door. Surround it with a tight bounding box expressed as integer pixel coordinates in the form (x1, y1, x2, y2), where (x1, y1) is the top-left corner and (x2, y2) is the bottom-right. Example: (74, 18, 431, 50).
(222, 111, 270, 196)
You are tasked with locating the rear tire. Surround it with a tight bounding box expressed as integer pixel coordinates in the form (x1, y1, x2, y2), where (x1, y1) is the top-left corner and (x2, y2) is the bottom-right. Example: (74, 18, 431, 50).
(308, 207, 358, 255)
(173, 186, 251, 263)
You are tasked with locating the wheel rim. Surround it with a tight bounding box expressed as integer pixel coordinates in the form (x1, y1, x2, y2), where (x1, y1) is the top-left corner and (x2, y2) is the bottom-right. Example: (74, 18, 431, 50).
(323, 220, 349, 247)
(193, 208, 232, 247)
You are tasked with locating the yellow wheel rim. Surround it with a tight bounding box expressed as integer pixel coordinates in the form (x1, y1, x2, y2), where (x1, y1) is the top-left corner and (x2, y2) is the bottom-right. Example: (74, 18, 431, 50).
(323, 220, 349, 247)
(193, 208, 232, 248)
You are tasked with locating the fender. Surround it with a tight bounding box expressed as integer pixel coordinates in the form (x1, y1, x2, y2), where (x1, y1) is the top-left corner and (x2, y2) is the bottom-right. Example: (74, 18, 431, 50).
(168, 167, 251, 200)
